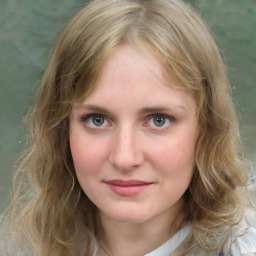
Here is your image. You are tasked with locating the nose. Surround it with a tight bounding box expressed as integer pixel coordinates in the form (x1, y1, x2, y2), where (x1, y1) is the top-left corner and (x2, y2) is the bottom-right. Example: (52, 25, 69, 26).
(109, 126, 144, 171)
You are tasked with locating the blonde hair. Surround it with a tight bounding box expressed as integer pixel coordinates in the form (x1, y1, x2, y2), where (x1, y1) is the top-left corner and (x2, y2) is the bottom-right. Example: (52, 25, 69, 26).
(3, 0, 247, 255)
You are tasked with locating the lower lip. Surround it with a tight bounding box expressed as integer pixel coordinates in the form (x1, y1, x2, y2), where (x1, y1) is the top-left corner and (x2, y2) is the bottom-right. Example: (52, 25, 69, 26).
(105, 183, 152, 196)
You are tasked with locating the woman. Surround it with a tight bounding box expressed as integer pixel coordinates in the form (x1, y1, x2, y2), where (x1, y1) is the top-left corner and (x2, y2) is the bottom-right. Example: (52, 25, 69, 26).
(1, 0, 256, 255)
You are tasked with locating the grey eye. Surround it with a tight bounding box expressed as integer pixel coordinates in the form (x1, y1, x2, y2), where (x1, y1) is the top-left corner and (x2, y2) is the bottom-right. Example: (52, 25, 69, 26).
(146, 114, 173, 129)
(153, 116, 166, 127)
(92, 115, 105, 126)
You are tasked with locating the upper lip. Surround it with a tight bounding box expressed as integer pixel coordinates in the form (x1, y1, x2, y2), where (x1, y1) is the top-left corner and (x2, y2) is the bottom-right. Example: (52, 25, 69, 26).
(104, 179, 153, 186)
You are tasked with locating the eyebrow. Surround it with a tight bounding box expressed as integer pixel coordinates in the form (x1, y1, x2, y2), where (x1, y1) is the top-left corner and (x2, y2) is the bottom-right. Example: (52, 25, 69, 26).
(77, 104, 186, 115)
(138, 106, 186, 115)
(77, 104, 113, 116)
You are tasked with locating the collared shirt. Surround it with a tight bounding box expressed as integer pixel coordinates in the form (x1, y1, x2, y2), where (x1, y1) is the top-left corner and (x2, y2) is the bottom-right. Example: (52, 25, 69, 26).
(145, 224, 190, 256)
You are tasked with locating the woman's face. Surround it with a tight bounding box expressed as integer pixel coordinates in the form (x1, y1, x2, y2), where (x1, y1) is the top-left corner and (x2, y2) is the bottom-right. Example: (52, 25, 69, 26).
(69, 44, 197, 225)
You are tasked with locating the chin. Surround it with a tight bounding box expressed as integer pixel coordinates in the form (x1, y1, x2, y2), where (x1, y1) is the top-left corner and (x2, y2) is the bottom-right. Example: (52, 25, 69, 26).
(104, 207, 153, 224)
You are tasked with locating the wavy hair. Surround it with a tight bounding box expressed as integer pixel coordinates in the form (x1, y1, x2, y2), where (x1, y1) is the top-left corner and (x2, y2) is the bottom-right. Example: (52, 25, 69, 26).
(3, 0, 247, 255)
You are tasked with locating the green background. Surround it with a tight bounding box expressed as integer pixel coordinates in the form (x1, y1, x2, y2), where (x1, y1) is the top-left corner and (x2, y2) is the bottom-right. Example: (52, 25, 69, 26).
(0, 0, 255, 213)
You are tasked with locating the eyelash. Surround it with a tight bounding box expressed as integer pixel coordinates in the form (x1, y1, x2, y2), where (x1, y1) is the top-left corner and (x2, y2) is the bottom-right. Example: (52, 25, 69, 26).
(80, 113, 175, 130)
(80, 113, 111, 128)
(145, 113, 175, 129)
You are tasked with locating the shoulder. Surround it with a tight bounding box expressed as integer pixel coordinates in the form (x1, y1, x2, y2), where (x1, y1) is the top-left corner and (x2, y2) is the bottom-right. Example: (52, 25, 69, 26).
(0, 231, 14, 256)
(222, 175, 256, 255)
(222, 209, 256, 255)
(0, 228, 24, 256)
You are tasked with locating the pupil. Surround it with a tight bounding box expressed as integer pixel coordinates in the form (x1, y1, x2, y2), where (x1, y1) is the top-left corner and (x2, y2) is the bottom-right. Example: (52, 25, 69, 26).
(154, 116, 165, 126)
(93, 115, 104, 126)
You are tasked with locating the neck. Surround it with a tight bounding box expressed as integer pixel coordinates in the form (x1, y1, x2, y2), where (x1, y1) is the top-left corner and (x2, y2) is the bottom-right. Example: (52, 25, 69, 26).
(97, 205, 185, 256)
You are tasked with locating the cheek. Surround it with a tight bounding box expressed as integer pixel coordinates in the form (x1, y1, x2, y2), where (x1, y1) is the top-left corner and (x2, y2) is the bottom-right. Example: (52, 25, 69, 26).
(149, 131, 197, 175)
(69, 134, 108, 175)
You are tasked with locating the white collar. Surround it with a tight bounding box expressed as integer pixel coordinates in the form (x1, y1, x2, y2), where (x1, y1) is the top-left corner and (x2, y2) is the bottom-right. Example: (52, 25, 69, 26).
(144, 224, 191, 256)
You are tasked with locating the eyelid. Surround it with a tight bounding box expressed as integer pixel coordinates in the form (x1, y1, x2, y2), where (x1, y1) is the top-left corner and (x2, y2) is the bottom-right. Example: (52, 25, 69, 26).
(151, 113, 174, 120)
(80, 112, 105, 121)
(144, 113, 175, 129)
(80, 113, 112, 128)
(79, 112, 175, 130)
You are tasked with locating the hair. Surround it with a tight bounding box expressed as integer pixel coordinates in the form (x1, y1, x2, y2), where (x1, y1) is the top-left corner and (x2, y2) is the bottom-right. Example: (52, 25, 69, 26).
(2, 0, 248, 255)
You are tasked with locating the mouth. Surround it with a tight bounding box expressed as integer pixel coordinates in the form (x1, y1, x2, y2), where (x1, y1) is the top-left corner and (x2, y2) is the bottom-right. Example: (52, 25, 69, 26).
(103, 179, 154, 196)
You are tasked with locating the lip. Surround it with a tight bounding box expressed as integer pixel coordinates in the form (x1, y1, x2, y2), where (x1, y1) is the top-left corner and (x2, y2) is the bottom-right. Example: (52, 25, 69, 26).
(104, 179, 153, 196)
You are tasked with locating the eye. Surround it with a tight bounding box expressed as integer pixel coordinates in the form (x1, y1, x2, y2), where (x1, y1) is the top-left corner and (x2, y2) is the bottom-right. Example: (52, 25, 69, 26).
(146, 114, 174, 129)
(81, 114, 110, 128)
(152, 116, 166, 127)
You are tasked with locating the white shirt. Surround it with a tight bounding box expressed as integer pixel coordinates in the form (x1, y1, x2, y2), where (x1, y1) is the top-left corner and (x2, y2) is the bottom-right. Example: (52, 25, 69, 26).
(145, 224, 190, 256)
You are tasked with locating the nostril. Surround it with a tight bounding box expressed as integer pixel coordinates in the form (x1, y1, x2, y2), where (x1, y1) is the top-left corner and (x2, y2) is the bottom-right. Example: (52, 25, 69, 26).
(109, 138, 143, 171)
(109, 150, 143, 171)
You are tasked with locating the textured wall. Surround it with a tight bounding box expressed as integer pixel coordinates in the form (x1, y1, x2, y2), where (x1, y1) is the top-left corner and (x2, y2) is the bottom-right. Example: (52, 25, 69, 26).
(0, 0, 255, 213)
(197, 0, 256, 160)
(0, 0, 86, 212)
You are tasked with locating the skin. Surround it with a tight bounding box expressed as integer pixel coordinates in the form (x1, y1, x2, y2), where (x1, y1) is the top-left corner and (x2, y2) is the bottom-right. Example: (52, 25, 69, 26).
(69, 44, 198, 256)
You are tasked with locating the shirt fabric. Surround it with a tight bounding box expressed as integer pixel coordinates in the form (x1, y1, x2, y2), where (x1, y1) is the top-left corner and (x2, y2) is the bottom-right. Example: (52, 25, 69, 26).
(144, 224, 191, 256)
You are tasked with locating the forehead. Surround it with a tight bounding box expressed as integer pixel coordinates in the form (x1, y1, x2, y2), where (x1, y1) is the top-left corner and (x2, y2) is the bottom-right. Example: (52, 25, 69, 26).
(92, 43, 182, 94)
(76, 44, 196, 115)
